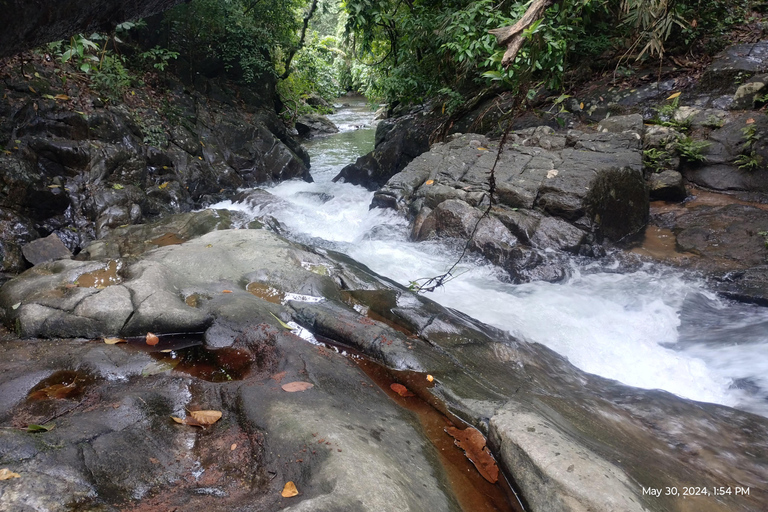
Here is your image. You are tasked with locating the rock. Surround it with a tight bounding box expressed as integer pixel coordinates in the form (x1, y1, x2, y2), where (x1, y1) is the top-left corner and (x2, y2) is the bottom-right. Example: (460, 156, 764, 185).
(731, 82, 766, 110)
(20, 233, 72, 265)
(702, 41, 768, 91)
(295, 114, 339, 138)
(0, 208, 39, 274)
(597, 113, 644, 135)
(529, 217, 586, 252)
(648, 170, 687, 202)
(333, 110, 441, 191)
(1, 228, 766, 512)
(674, 204, 768, 271)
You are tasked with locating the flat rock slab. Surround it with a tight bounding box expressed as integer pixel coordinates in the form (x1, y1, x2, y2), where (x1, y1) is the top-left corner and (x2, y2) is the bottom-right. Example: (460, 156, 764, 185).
(1, 228, 766, 512)
(21, 234, 72, 266)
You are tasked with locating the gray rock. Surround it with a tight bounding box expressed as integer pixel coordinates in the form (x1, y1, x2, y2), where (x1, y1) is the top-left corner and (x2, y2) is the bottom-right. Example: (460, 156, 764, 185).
(529, 217, 586, 252)
(731, 82, 766, 110)
(597, 113, 644, 135)
(702, 41, 768, 91)
(649, 170, 687, 202)
(295, 114, 339, 137)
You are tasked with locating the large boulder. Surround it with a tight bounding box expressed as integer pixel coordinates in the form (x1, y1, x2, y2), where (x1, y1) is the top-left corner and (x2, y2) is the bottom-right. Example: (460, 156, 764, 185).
(373, 129, 647, 280)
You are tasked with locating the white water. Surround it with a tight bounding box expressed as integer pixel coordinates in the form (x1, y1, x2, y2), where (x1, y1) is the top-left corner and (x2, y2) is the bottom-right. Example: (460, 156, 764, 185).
(213, 99, 768, 417)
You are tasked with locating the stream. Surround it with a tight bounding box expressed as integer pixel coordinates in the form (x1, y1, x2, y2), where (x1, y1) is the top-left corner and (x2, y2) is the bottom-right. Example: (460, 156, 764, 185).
(214, 98, 768, 419)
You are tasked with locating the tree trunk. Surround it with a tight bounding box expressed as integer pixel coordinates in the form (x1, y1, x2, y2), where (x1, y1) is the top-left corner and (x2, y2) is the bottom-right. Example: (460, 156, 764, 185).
(489, 0, 554, 67)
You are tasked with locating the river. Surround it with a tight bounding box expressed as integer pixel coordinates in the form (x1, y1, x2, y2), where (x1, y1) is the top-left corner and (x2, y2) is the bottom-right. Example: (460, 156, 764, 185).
(213, 98, 768, 418)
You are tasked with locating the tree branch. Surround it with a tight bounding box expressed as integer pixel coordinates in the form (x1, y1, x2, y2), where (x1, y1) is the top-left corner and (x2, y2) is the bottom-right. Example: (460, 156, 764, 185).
(489, 0, 553, 67)
(279, 0, 319, 80)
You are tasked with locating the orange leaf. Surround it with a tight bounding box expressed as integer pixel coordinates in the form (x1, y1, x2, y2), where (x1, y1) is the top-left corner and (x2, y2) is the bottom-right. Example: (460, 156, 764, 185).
(281, 481, 299, 497)
(145, 332, 159, 346)
(271, 371, 287, 382)
(390, 383, 415, 397)
(281, 381, 314, 392)
(222, 290, 233, 293)
(230, 443, 237, 451)
(666, 91, 681, 100)
(191, 410, 222, 425)
(425, 179, 434, 185)
(445, 426, 499, 483)
(54, 94, 70, 101)
(426, 374, 434, 382)
(0, 468, 21, 480)
(171, 410, 222, 428)
(746, 118, 755, 125)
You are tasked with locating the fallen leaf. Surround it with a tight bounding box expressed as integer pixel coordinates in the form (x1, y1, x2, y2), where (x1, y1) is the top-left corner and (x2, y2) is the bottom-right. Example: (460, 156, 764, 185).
(269, 311, 293, 330)
(11, 302, 20, 310)
(149, 457, 159, 464)
(579, 102, 584, 109)
(281, 481, 299, 498)
(230, 443, 237, 451)
(425, 179, 434, 185)
(54, 94, 70, 101)
(28, 86, 37, 93)
(25, 422, 55, 433)
(191, 410, 222, 425)
(0, 468, 20, 480)
(281, 381, 314, 392)
(747, 118, 755, 125)
(158, 181, 169, 189)
(667, 91, 681, 100)
(47, 184, 60, 188)
(426, 375, 434, 382)
(477, 147, 488, 151)
(103, 337, 126, 345)
(445, 426, 499, 483)
(29, 383, 78, 400)
(546, 169, 559, 179)
(390, 383, 415, 397)
(172, 410, 222, 428)
(145, 332, 159, 346)
(271, 371, 287, 383)
(112, 183, 124, 190)
(222, 290, 233, 294)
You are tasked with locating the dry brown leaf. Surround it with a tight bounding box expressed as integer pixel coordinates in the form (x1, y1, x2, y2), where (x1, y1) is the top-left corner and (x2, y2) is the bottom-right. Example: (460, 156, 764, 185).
(190, 410, 222, 425)
(145, 332, 159, 346)
(390, 383, 415, 397)
(54, 94, 70, 101)
(281, 481, 299, 498)
(171, 410, 222, 428)
(747, 118, 756, 125)
(0, 468, 20, 480)
(281, 381, 314, 392)
(222, 290, 233, 293)
(103, 337, 126, 345)
(271, 371, 287, 382)
(230, 443, 237, 451)
(28, 383, 78, 400)
(445, 426, 499, 483)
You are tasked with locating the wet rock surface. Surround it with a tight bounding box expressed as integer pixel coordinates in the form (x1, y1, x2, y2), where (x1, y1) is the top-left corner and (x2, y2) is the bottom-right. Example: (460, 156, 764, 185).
(0, 70, 310, 276)
(0, 226, 765, 511)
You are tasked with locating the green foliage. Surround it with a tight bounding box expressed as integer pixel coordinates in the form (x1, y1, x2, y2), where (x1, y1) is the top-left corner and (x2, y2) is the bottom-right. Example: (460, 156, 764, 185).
(59, 34, 100, 73)
(92, 54, 133, 101)
(140, 46, 180, 71)
(643, 147, 674, 172)
(736, 124, 763, 171)
(673, 136, 709, 162)
(165, 0, 307, 84)
(736, 152, 762, 171)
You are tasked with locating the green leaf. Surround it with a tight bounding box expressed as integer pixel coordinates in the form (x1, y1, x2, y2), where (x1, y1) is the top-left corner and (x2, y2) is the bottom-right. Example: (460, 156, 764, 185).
(26, 422, 55, 433)
(112, 184, 124, 190)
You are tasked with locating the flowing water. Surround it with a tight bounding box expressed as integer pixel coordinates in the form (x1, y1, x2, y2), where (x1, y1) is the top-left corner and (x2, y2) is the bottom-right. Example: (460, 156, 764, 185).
(214, 98, 768, 418)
